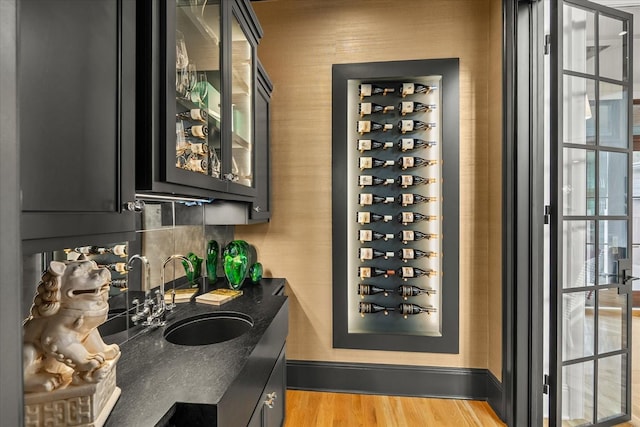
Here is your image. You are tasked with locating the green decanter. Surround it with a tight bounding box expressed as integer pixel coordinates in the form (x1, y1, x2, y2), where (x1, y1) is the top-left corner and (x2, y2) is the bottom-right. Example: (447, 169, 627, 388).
(206, 240, 219, 282)
(223, 240, 250, 290)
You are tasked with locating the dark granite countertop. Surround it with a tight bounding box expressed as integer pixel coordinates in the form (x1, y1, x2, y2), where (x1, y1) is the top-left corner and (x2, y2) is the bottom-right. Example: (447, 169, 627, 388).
(104, 278, 287, 427)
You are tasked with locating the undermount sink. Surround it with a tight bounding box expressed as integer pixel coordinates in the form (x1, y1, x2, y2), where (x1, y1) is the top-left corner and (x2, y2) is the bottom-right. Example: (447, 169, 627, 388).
(164, 312, 254, 346)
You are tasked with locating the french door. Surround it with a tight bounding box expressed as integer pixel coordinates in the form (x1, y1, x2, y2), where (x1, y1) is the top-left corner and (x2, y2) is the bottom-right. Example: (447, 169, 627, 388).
(549, 0, 633, 426)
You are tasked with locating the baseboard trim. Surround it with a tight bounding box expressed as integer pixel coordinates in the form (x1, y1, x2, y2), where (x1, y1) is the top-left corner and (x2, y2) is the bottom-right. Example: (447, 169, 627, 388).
(287, 360, 504, 417)
(486, 369, 504, 421)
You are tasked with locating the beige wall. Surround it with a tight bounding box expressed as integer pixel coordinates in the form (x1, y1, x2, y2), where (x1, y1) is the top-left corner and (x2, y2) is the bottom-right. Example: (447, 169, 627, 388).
(237, 0, 502, 378)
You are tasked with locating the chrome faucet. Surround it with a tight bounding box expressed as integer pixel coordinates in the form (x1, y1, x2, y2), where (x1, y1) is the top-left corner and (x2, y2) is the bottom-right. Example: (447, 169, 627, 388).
(129, 254, 194, 327)
(161, 254, 194, 312)
(126, 254, 151, 296)
(126, 255, 152, 325)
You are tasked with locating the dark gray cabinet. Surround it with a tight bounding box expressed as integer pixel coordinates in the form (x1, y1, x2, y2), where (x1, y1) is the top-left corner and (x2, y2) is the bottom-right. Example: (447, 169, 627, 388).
(248, 347, 286, 427)
(249, 61, 273, 222)
(136, 0, 269, 204)
(19, 0, 137, 253)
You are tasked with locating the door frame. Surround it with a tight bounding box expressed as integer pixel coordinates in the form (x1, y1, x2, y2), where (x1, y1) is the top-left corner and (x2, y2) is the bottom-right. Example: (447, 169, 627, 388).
(504, 0, 635, 426)
(502, 0, 546, 426)
(0, 0, 24, 425)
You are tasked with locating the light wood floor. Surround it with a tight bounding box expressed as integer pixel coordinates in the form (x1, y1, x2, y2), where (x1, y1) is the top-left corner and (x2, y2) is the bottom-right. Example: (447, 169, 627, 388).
(284, 314, 638, 426)
(284, 390, 505, 427)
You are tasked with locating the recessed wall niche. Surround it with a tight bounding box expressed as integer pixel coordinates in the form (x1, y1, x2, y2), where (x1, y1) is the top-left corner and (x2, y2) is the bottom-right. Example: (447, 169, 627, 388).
(332, 59, 460, 353)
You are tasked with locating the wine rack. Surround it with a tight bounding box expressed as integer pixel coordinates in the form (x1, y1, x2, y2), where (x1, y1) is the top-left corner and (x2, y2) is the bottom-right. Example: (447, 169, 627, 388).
(57, 243, 130, 297)
(332, 59, 459, 354)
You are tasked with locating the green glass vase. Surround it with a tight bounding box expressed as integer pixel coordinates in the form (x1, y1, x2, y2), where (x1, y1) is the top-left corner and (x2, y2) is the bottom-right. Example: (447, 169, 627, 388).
(249, 262, 263, 284)
(206, 240, 219, 282)
(183, 252, 203, 287)
(223, 240, 250, 290)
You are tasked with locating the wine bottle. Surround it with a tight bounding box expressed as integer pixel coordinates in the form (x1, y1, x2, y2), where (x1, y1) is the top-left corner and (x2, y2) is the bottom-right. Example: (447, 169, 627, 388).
(358, 193, 395, 206)
(176, 108, 208, 122)
(73, 246, 110, 256)
(356, 211, 393, 224)
(73, 245, 127, 257)
(397, 193, 439, 206)
(398, 120, 436, 134)
(357, 139, 394, 152)
(399, 82, 437, 97)
(359, 248, 395, 261)
(100, 262, 128, 273)
(358, 284, 390, 297)
(359, 84, 395, 99)
(396, 174, 438, 188)
(359, 302, 393, 315)
(359, 102, 395, 116)
(397, 303, 437, 317)
(357, 121, 394, 134)
(358, 230, 394, 242)
(397, 248, 438, 262)
(189, 142, 209, 156)
(397, 138, 437, 152)
(110, 278, 128, 288)
(358, 266, 395, 279)
(396, 266, 437, 280)
(359, 157, 395, 170)
(397, 211, 438, 225)
(398, 101, 437, 115)
(397, 156, 438, 170)
(185, 157, 209, 173)
(396, 285, 437, 298)
(183, 124, 209, 139)
(398, 230, 439, 243)
(358, 175, 395, 187)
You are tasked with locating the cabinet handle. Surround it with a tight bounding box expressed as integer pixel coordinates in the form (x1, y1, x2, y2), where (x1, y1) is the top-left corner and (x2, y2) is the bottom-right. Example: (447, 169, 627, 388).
(253, 206, 261, 213)
(123, 200, 145, 212)
(264, 391, 277, 409)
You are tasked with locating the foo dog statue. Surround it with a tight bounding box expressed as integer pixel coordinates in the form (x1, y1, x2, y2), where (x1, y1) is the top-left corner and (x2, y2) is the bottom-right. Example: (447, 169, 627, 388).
(23, 259, 120, 393)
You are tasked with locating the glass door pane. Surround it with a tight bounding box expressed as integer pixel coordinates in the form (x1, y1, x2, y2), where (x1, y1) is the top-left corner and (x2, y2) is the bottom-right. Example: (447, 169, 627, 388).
(175, 0, 222, 179)
(551, 1, 633, 425)
(230, 14, 253, 187)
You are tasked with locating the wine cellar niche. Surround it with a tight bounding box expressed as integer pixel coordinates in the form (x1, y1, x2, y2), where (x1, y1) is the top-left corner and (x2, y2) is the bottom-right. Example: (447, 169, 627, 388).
(332, 59, 460, 353)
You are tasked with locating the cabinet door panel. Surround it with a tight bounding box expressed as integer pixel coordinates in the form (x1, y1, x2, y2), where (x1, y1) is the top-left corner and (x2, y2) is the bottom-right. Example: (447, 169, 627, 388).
(20, 0, 136, 246)
(250, 62, 271, 221)
(263, 348, 286, 427)
(21, 0, 119, 212)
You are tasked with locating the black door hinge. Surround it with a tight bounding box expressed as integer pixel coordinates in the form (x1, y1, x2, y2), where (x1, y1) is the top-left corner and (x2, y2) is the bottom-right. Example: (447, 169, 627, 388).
(543, 374, 550, 394)
(544, 205, 551, 224)
(544, 34, 551, 55)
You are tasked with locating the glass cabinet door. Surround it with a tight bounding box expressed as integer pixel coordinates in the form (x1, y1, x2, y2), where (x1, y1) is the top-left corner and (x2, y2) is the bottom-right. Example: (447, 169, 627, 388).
(230, 13, 254, 188)
(174, 0, 222, 179)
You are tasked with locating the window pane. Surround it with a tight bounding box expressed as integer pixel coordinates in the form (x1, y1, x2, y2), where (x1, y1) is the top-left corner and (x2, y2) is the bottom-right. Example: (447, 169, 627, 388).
(597, 220, 627, 286)
(597, 354, 626, 421)
(599, 151, 628, 216)
(599, 82, 628, 149)
(563, 5, 595, 75)
(562, 361, 594, 426)
(564, 76, 596, 145)
(598, 15, 626, 82)
(563, 292, 594, 360)
(563, 221, 596, 289)
(563, 148, 596, 216)
(597, 289, 626, 354)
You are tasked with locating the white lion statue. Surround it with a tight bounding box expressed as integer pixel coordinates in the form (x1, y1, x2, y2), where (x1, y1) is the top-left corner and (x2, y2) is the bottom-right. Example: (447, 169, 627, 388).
(23, 258, 120, 393)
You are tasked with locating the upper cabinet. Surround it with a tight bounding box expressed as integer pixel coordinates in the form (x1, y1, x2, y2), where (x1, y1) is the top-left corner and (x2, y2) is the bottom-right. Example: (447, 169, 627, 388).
(19, 0, 138, 253)
(136, 0, 266, 201)
(250, 61, 273, 222)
